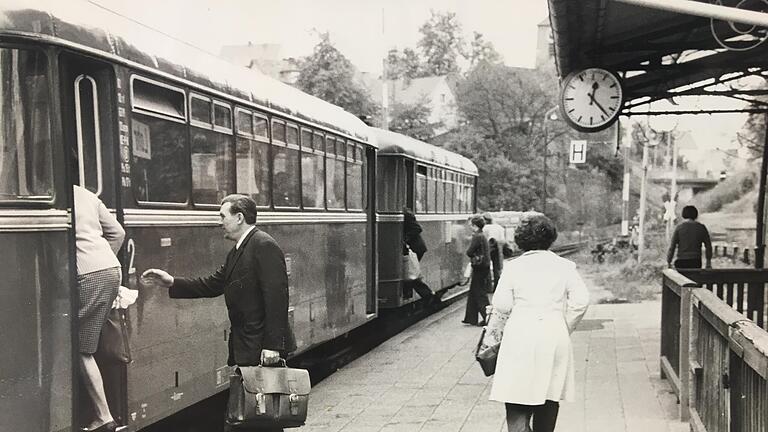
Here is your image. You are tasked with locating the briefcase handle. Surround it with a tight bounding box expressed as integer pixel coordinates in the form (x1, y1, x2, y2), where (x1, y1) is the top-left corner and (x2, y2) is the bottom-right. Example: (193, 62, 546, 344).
(259, 358, 287, 368)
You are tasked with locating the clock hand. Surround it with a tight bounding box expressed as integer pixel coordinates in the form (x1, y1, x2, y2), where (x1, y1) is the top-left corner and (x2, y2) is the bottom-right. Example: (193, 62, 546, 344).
(588, 93, 609, 116)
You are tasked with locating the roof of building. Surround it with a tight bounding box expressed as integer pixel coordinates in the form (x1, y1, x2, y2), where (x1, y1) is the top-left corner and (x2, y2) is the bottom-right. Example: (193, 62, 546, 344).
(370, 127, 478, 175)
(0, 0, 373, 144)
(366, 75, 455, 106)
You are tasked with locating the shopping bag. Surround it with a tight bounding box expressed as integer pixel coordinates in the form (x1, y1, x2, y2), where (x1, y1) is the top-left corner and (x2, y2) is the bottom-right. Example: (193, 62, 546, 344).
(95, 308, 132, 364)
(475, 327, 499, 377)
(226, 362, 311, 429)
(402, 247, 421, 280)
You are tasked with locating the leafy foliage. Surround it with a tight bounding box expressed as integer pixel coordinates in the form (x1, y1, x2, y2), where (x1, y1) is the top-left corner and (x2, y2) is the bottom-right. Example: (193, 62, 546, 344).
(417, 11, 464, 76)
(466, 32, 501, 67)
(294, 33, 378, 119)
(385, 48, 422, 80)
(389, 97, 443, 141)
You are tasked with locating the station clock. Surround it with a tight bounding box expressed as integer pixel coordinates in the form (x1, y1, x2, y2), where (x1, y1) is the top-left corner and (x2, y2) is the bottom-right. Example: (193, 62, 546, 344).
(559, 67, 623, 132)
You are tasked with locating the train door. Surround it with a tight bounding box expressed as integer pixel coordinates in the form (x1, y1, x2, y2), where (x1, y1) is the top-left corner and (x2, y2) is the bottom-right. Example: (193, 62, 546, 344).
(58, 52, 126, 427)
(405, 160, 415, 209)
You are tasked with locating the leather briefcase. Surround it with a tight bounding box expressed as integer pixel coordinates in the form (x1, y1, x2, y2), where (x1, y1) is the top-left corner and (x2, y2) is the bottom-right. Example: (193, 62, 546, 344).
(226, 363, 311, 429)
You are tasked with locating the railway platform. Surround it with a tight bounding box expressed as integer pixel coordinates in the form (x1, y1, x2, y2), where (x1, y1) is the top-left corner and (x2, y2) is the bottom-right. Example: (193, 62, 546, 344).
(301, 284, 689, 432)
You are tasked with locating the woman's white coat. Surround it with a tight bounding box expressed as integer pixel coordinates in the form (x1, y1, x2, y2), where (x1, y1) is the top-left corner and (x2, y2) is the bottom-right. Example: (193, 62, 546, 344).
(487, 250, 589, 405)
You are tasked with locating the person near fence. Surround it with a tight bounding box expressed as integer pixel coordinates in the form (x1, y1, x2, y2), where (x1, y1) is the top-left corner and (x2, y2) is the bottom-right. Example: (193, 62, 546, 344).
(483, 212, 589, 432)
(142, 194, 294, 432)
(463, 215, 491, 326)
(666, 205, 712, 270)
(73, 185, 127, 432)
(482, 213, 507, 291)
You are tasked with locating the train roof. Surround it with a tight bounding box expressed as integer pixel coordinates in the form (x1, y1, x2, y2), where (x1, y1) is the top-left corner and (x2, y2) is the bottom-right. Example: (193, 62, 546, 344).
(0, 0, 374, 146)
(370, 128, 478, 176)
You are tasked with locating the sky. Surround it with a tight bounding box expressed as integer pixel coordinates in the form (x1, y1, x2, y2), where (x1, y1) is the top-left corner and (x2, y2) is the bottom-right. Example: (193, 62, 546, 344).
(94, 0, 549, 73)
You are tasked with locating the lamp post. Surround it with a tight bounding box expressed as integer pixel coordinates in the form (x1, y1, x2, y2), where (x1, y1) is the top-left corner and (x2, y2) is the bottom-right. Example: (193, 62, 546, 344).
(541, 106, 559, 215)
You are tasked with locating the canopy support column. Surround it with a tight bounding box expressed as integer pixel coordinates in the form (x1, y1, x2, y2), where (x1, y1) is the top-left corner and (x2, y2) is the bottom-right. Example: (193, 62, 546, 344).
(756, 112, 768, 269)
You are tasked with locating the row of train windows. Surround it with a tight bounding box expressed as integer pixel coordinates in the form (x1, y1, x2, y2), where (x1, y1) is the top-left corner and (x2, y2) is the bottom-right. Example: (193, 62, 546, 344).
(129, 75, 367, 210)
(415, 167, 475, 214)
(376, 158, 475, 214)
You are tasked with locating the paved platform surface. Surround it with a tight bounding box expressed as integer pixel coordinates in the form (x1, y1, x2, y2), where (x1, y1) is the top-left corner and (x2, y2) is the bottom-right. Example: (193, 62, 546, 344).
(301, 290, 689, 432)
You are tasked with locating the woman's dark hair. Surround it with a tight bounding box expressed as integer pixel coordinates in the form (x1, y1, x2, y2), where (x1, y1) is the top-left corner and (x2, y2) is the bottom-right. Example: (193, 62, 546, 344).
(682, 205, 698, 220)
(221, 194, 258, 224)
(514, 212, 558, 251)
(470, 215, 486, 230)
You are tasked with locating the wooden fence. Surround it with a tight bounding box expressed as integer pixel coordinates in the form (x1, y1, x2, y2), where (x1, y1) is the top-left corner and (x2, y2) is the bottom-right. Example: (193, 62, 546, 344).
(661, 269, 768, 431)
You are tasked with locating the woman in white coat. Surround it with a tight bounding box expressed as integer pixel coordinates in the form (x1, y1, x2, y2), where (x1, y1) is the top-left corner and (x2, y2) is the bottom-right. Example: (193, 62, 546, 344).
(483, 212, 589, 432)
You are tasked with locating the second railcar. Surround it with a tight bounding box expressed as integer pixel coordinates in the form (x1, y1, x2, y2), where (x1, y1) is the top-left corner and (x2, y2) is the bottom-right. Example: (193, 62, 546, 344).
(372, 128, 478, 308)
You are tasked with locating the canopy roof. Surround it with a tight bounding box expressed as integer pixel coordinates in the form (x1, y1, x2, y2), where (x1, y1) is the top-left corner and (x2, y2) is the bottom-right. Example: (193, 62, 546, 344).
(370, 128, 478, 176)
(548, 0, 768, 114)
(0, 0, 373, 144)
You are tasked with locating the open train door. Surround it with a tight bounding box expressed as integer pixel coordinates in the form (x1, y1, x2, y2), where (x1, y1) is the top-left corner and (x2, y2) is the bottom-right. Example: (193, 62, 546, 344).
(58, 51, 127, 428)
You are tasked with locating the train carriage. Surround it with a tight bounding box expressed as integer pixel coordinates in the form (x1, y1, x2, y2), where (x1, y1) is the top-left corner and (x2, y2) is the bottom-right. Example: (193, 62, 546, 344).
(0, 2, 378, 431)
(372, 128, 478, 308)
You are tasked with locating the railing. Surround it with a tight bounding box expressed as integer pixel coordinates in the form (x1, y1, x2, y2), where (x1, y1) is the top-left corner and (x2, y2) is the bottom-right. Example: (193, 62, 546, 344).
(660, 269, 768, 431)
(679, 269, 767, 329)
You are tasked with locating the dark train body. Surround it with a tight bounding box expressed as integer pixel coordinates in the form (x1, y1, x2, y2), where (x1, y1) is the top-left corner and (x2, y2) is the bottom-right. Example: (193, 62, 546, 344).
(0, 2, 476, 431)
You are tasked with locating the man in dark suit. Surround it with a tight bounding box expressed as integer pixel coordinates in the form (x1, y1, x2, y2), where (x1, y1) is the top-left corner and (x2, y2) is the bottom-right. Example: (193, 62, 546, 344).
(142, 194, 294, 382)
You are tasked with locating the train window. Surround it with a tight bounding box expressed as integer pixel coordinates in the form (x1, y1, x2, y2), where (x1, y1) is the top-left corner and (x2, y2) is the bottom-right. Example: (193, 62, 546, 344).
(271, 119, 286, 143)
(286, 124, 299, 146)
(191, 126, 233, 205)
(236, 135, 270, 207)
(236, 108, 253, 137)
(313, 133, 324, 151)
(346, 142, 363, 210)
(131, 115, 189, 203)
(376, 157, 402, 213)
(190, 94, 212, 127)
(0, 48, 53, 202)
(325, 136, 335, 155)
(415, 165, 427, 213)
(445, 178, 454, 214)
(359, 145, 368, 210)
(301, 128, 312, 150)
(272, 121, 299, 208)
(325, 136, 345, 210)
(131, 76, 186, 122)
(301, 130, 324, 209)
(213, 102, 232, 132)
(74, 75, 103, 196)
(436, 170, 445, 214)
(254, 115, 268, 140)
(427, 169, 436, 214)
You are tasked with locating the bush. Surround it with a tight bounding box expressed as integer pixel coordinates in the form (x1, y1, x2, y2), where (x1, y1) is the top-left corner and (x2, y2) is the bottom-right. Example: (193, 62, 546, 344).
(693, 169, 758, 213)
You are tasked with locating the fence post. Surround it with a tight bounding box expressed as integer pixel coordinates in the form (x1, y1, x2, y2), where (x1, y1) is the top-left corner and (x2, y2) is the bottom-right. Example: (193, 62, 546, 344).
(679, 284, 691, 422)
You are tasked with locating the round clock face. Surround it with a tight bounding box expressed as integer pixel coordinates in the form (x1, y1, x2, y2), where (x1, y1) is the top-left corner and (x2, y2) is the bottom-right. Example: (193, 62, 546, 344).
(560, 68, 623, 132)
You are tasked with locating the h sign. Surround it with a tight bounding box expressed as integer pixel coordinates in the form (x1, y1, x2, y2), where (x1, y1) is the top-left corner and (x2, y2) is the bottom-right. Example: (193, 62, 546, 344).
(570, 140, 587, 164)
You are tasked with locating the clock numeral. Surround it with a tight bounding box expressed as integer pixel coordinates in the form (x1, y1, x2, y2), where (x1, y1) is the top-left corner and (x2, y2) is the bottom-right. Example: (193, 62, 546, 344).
(568, 108, 575, 113)
(590, 117, 593, 125)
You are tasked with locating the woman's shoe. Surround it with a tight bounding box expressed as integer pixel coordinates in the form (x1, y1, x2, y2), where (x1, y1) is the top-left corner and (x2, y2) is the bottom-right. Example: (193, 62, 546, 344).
(461, 320, 476, 325)
(83, 421, 126, 432)
(477, 320, 486, 326)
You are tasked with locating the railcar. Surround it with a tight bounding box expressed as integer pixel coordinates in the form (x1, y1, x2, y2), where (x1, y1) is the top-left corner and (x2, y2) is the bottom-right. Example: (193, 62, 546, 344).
(0, 2, 377, 431)
(372, 128, 478, 308)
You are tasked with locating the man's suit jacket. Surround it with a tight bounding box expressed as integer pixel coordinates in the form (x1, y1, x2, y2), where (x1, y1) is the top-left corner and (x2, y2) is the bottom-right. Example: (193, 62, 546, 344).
(169, 228, 295, 366)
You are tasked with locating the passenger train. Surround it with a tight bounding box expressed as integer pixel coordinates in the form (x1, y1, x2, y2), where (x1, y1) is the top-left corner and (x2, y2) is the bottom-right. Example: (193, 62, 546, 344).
(0, 3, 478, 432)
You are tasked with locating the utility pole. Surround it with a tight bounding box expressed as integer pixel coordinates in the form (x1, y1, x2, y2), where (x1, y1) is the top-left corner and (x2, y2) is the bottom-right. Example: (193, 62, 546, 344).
(380, 8, 389, 131)
(620, 120, 631, 236)
(666, 132, 678, 240)
(638, 141, 650, 262)
(541, 106, 559, 215)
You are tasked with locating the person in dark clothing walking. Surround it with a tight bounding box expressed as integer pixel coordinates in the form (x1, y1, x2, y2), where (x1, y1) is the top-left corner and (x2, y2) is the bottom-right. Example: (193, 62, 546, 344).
(463, 215, 491, 325)
(667, 205, 713, 269)
(403, 207, 437, 301)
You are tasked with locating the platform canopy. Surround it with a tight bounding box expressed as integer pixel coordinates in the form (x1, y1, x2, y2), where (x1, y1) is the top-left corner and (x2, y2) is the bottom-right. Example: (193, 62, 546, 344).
(548, 0, 768, 115)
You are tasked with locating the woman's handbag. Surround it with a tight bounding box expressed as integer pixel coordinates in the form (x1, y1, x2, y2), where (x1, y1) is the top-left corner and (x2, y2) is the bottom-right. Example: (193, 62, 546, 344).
(403, 246, 421, 281)
(95, 307, 132, 364)
(226, 362, 311, 429)
(475, 327, 500, 377)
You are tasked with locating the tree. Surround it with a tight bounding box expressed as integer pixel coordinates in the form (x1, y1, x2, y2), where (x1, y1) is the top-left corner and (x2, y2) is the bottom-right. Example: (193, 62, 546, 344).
(384, 48, 423, 81)
(295, 33, 378, 119)
(466, 32, 501, 67)
(389, 97, 443, 141)
(417, 11, 464, 76)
